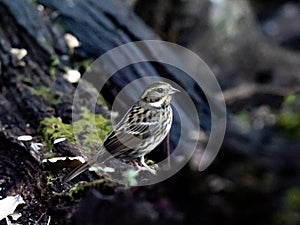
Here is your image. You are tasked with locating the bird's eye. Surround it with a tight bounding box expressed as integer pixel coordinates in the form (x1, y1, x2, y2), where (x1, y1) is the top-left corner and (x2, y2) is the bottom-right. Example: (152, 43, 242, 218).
(156, 88, 163, 93)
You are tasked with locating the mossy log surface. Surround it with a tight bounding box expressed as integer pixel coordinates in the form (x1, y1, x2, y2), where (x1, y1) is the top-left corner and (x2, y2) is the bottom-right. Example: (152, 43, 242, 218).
(0, 0, 210, 224)
(0, 0, 299, 225)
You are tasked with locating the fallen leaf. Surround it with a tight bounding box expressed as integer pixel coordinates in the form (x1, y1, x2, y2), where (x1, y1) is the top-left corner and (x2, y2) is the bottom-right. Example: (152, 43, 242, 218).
(0, 195, 25, 221)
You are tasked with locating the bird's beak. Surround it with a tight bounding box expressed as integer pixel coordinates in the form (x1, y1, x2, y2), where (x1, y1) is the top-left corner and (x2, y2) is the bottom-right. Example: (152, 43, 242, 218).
(168, 87, 180, 95)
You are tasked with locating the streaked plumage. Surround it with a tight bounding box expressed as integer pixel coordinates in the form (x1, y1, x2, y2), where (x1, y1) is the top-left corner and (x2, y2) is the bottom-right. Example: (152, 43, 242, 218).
(64, 82, 179, 182)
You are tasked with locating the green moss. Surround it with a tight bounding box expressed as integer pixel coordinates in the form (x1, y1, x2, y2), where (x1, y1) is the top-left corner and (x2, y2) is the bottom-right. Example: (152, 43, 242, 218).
(73, 107, 112, 153)
(277, 94, 300, 139)
(50, 56, 60, 77)
(286, 187, 300, 210)
(277, 112, 300, 130)
(21, 77, 32, 85)
(284, 94, 297, 106)
(29, 85, 61, 105)
(40, 117, 74, 150)
(67, 179, 112, 199)
(39, 107, 112, 154)
(273, 187, 300, 225)
(237, 110, 251, 132)
(97, 93, 110, 108)
(73, 59, 93, 72)
(46, 173, 55, 186)
(67, 181, 88, 199)
(43, 151, 58, 159)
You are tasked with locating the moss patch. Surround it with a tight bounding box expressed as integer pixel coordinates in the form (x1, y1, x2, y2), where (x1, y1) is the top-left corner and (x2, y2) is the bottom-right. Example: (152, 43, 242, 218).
(40, 117, 74, 151)
(40, 107, 112, 155)
(274, 187, 300, 225)
(29, 85, 61, 105)
(50, 56, 60, 77)
(276, 94, 300, 139)
(286, 187, 300, 211)
(73, 107, 112, 153)
(73, 59, 93, 72)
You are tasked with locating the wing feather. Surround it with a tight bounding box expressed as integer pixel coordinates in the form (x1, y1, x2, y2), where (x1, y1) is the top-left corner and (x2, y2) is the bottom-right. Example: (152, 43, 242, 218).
(103, 104, 161, 158)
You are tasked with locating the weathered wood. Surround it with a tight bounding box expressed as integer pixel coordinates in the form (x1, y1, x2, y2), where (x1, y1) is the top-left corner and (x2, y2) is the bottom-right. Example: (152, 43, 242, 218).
(38, 0, 213, 128)
(0, 0, 211, 223)
(0, 0, 299, 224)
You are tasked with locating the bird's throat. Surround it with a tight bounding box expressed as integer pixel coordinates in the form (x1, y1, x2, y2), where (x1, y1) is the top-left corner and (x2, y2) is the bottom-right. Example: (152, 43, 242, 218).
(148, 95, 171, 108)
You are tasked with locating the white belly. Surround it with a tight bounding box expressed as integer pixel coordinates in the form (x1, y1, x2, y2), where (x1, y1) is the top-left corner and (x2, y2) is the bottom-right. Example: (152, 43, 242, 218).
(142, 108, 173, 155)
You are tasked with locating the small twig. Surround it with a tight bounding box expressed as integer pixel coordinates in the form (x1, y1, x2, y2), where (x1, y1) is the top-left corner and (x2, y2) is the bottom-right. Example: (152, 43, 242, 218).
(35, 213, 46, 225)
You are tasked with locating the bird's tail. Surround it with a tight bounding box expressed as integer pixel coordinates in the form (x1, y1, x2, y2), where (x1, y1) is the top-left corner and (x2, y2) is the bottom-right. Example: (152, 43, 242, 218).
(63, 148, 115, 183)
(63, 157, 97, 183)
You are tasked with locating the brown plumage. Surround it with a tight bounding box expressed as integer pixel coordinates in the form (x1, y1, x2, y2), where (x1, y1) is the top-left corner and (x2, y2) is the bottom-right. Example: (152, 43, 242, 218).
(64, 82, 179, 182)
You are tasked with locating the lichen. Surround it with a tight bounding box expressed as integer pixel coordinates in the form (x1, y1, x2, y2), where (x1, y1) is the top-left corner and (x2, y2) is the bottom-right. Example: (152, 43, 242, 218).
(122, 169, 139, 186)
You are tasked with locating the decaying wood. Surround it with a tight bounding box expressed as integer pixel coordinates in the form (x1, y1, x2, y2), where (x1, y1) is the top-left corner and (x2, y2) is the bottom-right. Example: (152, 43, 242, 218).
(0, 0, 299, 224)
(0, 0, 212, 223)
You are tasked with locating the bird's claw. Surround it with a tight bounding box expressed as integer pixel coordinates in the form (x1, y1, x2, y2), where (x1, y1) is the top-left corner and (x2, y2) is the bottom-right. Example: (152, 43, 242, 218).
(136, 164, 157, 174)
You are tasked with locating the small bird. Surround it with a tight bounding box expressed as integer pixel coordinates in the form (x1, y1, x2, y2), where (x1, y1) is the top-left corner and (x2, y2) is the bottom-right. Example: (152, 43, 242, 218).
(64, 82, 179, 182)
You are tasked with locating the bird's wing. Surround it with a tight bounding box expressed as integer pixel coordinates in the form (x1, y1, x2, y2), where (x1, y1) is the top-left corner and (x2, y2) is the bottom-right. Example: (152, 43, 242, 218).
(103, 105, 161, 157)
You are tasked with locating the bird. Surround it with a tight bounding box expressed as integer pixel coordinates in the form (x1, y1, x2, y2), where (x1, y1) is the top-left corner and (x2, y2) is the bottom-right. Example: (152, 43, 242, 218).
(64, 82, 180, 182)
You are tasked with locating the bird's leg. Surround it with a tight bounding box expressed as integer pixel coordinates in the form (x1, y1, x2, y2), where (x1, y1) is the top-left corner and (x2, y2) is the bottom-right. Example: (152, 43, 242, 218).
(130, 157, 156, 174)
(139, 156, 157, 174)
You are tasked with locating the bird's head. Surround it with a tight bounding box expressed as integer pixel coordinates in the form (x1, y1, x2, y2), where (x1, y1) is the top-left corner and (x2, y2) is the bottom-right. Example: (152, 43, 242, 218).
(140, 82, 180, 107)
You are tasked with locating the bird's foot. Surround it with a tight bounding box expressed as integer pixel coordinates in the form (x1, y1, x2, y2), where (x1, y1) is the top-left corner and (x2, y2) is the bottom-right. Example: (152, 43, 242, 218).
(138, 163, 157, 175)
(131, 160, 157, 174)
(140, 159, 157, 174)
